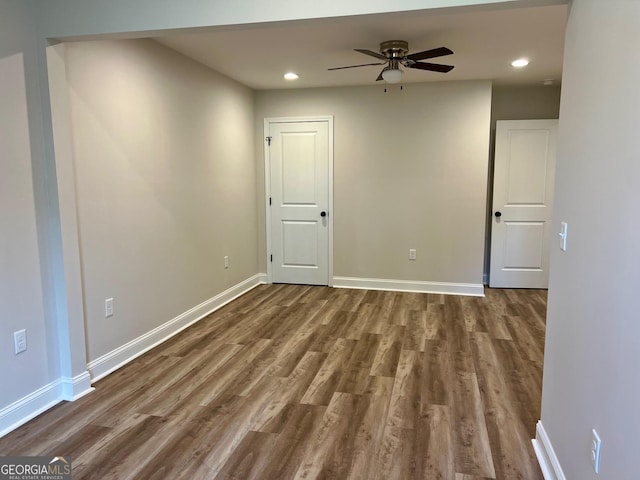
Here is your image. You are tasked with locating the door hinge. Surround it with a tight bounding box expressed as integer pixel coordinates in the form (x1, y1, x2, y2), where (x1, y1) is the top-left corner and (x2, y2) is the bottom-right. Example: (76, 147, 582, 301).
(269, 197, 272, 206)
(270, 254, 273, 262)
(266, 136, 272, 146)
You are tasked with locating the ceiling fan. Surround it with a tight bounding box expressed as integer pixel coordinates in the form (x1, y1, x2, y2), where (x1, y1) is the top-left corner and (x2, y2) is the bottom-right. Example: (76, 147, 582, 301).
(328, 40, 454, 83)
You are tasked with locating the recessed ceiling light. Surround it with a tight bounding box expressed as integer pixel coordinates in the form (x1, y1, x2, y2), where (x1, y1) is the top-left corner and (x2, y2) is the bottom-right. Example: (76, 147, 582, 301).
(284, 72, 299, 80)
(511, 58, 529, 68)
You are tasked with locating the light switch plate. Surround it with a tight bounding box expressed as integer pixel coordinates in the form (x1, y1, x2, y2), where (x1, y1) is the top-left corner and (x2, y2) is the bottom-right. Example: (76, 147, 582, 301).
(591, 429, 602, 473)
(105, 298, 114, 317)
(559, 222, 568, 251)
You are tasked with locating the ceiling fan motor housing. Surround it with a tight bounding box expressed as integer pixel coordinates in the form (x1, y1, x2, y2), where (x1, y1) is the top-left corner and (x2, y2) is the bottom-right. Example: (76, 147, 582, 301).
(379, 40, 409, 58)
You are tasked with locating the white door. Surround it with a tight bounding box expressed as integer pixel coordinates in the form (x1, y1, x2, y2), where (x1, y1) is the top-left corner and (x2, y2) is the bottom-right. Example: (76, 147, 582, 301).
(266, 119, 332, 285)
(490, 119, 558, 288)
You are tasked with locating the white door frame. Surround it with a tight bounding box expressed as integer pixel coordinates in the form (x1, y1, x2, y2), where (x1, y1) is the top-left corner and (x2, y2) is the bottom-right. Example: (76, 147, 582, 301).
(264, 116, 334, 286)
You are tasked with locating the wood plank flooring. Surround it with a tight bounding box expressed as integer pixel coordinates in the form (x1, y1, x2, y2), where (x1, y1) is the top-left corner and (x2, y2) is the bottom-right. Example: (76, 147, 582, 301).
(0, 284, 547, 479)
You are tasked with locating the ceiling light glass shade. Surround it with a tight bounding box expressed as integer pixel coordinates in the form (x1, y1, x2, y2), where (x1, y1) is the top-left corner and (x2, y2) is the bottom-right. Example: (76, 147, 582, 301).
(511, 58, 529, 68)
(284, 72, 299, 80)
(382, 68, 402, 84)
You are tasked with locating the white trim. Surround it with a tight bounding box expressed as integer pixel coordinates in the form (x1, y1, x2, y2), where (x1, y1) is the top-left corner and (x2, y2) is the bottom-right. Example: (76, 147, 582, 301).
(532, 420, 567, 480)
(333, 276, 485, 297)
(87, 274, 265, 382)
(264, 117, 273, 283)
(0, 380, 62, 438)
(264, 116, 334, 286)
(327, 119, 334, 287)
(60, 372, 94, 401)
(256, 273, 268, 284)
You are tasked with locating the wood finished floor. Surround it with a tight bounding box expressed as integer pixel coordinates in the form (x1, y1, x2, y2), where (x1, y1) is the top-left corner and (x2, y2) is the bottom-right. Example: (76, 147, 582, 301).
(0, 284, 546, 479)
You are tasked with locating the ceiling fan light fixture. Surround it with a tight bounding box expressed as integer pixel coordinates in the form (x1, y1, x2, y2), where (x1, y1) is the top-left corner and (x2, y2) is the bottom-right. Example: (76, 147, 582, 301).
(382, 68, 402, 84)
(283, 72, 299, 80)
(511, 58, 529, 68)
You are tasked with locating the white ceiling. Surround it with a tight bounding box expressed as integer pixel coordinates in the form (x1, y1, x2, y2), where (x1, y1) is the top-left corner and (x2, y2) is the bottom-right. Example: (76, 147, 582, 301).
(153, 4, 567, 90)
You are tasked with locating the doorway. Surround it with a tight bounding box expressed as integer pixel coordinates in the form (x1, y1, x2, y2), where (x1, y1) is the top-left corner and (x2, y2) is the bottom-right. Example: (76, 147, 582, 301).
(264, 117, 334, 285)
(490, 119, 558, 288)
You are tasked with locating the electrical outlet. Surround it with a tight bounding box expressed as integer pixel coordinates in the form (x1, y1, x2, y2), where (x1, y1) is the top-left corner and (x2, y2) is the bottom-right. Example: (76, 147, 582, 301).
(105, 298, 114, 318)
(591, 429, 602, 473)
(224, 255, 229, 269)
(409, 249, 417, 260)
(14, 329, 27, 354)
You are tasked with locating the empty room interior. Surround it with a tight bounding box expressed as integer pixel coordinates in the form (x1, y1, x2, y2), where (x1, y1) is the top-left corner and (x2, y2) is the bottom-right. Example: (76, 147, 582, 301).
(1, 0, 639, 479)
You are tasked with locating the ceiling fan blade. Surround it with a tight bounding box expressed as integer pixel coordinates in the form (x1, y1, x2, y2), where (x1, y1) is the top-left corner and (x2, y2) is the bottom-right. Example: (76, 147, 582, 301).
(328, 62, 386, 71)
(406, 47, 453, 61)
(409, 62, 454, 73)
(376, 69, 385, 81)
(355, 48, 387, 60)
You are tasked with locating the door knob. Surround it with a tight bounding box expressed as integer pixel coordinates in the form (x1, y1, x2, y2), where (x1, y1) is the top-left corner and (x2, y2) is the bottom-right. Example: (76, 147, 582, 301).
(494, 211, 502, 218)
(320, 211, 327, 217)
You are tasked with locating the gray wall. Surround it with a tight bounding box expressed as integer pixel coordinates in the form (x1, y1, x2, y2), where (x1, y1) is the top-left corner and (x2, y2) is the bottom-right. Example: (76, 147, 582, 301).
(540, 1, 640, 478)
(491, 85, 562, 125)
(0, 0, 59, 414)
(256, 81, 492, 286)
(64, 39, 259, 362)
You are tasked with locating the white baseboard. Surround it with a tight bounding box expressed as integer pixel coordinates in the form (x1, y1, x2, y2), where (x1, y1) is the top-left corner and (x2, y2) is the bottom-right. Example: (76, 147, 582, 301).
(532, 420, 566, 480)
(60, 371, 94, 401)
(87, 273, 266, 382)
(332, 276, 485, 297)
(0, 380, 63, 438)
